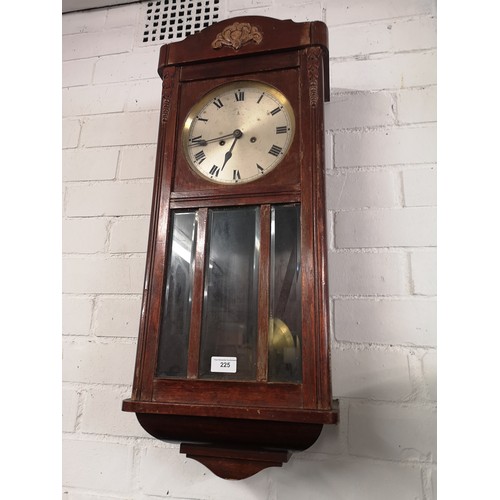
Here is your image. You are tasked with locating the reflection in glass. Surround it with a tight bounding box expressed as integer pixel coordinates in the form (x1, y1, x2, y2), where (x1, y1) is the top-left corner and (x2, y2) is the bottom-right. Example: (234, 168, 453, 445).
(199, 207, 260, 380)
(156, 211, 197, 378)
(269, 204, 302, 382)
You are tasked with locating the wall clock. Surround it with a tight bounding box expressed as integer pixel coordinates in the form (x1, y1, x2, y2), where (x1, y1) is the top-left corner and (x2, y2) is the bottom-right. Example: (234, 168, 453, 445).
(123, 15, 337, 480)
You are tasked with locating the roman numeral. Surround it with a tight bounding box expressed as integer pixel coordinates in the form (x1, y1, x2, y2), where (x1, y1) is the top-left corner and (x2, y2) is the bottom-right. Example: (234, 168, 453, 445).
(257, 93, 264, 104)
(257, 164, 264, 174)
(276, 126, 288, 134)
(268, 145, 282, 157)
(235, 90, 245, 101)
(197, 116, 209, 123)
(233, 170, 241, 181)
(194, 150, 206, 164)
(270, 107, 282, 116)
(209, 165, 220, 177)
(213, 98, 224, 109)
(190, 135, 204, 144)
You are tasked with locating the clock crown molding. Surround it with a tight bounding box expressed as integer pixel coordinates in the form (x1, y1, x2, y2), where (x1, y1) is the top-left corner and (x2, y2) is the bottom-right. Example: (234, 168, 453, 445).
(158, 16, 330, 100)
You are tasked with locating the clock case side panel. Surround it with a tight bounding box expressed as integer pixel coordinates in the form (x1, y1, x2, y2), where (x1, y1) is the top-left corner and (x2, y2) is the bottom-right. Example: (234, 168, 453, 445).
(130, 65, 181, 402)
(298, 46, 333, 411)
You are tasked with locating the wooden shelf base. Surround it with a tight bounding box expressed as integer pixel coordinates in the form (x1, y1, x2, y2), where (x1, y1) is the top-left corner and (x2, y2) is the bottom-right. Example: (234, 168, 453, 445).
(128, 410, 332, 479)
(180, 443, 290, 479)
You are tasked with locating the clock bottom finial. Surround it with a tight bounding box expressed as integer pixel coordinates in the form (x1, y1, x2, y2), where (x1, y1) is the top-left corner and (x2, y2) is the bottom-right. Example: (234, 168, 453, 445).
(180, 443, 291, 480)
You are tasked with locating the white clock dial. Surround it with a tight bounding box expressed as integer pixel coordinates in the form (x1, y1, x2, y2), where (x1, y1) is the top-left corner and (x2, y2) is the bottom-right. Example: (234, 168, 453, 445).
(182, 81, 295, 184)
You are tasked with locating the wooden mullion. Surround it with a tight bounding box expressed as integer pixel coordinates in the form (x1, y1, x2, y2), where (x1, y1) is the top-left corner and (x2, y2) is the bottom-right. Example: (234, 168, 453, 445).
(187, 207, 209, 379)
(256, 204, 271, 382)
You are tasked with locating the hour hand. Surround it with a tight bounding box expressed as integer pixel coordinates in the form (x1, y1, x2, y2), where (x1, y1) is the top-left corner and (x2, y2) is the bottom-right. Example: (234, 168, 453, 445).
(220, 138, 237, 171)
(220, 130, 243, 171)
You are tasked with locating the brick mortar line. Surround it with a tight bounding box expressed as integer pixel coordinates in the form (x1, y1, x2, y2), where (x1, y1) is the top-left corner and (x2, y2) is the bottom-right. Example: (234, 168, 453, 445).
(331, 294, 436, 300)
(63, 291, 144, 297)
(331, 83, 437, 93)
(332, 340, 436, 353)
(331, 206, 437, 212)
(343, 451, 436, 466)
(329, 121, 437, 133)
(332, 84, 437, 96)
(63, 76, 158, 91)
(63, 335, 137, 344)
(329, 47, 436, 64)
(330, 164, 437, 172)
(63, 178, 154, 186)
(68, 109, 160, 119)
(63, 381, 132, 390)
(63, 292, 143, 298)
(331, 205, 437, 211)
(330, 165, 437, 172)
(62, 253, 146, 259)
(292, 451, 436, 467)
(326, 13, 436, 30)
(63, 215, 151, 220)
(329, 122, 437, 133)
(329, 246, 437, 253)
(62, 431, 177, 449)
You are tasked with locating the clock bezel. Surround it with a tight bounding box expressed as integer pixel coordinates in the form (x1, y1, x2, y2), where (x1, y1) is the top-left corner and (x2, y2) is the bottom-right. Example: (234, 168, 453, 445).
(181, 79, 296, 185)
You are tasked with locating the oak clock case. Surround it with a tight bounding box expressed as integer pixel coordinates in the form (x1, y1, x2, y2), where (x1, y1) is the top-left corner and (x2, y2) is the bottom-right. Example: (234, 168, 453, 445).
(123, 16, 337, 480)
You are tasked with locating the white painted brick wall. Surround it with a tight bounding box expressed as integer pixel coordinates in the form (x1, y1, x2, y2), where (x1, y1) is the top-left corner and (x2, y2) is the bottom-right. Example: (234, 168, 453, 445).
(63, 341, 137, 385)
(62, 440, 134, 493)
(331, 348, 412, 401)
(63, 148, 119, 181)
(335, 207, 437, 248)
(334, 298, 437, 346)
(62, 1, 436, 498)
(109, 217, 149, 253)
(326, 170, 399, 209)
(118, 145, 156, 179)
(65, 181, 153, 216)
(348, 402, 436, 461)
(62, 295, 94, 335)
(94, 296, 142, 338)
(79, 386, 151, 438)
(329, 251, 409, 296)
(63, 218, 109, 254)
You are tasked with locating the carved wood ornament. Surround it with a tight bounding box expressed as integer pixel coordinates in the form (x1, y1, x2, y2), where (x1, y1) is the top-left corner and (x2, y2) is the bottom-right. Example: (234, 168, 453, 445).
(160, 67, 174, 124)
(211, 21, 263, 50)
(307, 46, 322, 108)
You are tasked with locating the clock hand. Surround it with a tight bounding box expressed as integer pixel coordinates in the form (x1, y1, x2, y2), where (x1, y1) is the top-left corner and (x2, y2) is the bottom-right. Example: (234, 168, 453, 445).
(220, 130, 243, 171)
(220, 138, 237, 170)
(188, 131, 242, 147)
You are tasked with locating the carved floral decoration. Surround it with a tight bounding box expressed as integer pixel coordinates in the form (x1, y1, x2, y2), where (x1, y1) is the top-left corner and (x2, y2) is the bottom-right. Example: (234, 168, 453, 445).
(307, 47, 321, 108)
(212, 22, 263, 50)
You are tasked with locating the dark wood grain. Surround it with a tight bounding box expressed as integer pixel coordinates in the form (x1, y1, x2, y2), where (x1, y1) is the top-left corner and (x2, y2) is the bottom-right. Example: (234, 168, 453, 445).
(186, 207, 208, 379)
(257, 205, 271, 382)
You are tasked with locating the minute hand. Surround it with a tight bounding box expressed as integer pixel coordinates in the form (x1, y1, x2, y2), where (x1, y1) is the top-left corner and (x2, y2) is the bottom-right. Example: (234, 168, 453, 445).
(188, 132, 237, 147)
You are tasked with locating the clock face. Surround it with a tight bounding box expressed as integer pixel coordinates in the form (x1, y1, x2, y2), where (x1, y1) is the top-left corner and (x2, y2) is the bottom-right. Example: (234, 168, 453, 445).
(182, 80, 295, 184)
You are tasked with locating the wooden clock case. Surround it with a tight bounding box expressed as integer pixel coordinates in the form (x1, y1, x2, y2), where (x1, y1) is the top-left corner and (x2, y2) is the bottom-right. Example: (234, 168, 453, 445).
(122, 16, 338, 479)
